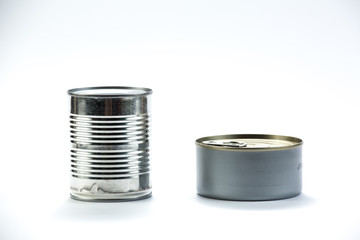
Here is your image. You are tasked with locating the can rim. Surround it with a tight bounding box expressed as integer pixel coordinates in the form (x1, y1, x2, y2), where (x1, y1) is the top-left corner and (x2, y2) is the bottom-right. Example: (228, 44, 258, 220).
(68, 86, 153, 97)
(195, 134, 303, 152)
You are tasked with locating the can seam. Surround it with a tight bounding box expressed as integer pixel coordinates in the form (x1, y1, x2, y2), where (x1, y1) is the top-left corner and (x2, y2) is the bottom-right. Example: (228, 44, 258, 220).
(196, 134, 303, 152)
(68, 86, 153, 97)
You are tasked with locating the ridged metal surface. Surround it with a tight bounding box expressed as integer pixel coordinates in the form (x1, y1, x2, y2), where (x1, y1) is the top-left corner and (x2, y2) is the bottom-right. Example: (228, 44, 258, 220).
(70, 113, 150, 179)
(68, 86, 152, 201)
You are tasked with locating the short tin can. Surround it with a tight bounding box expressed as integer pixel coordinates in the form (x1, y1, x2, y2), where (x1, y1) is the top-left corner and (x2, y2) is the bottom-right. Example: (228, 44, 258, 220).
(196, 134, 303, 201)
(68, 86, 152, 201)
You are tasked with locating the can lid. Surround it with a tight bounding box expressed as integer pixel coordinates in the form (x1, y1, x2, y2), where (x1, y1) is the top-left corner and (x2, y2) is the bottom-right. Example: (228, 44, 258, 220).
(68, 86, 152, 97)
(196, 134, 302, 151)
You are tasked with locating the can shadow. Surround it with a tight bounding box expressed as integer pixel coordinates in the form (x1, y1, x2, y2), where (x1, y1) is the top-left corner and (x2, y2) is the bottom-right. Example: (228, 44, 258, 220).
(52, 196, 153, 221)
(195, 194, 316, 211)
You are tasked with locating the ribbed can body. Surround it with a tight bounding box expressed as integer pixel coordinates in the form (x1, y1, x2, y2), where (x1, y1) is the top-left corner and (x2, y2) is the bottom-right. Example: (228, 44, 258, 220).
(68, 87, 152, 201)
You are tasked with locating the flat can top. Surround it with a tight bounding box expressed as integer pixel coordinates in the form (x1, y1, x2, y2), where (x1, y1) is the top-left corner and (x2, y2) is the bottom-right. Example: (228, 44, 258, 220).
(196, 134, 303, 151)
(68, 86, 152, 97)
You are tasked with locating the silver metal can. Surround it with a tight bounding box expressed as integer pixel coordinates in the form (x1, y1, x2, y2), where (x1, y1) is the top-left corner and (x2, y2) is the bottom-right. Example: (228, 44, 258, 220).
(68, 86, 152, 201)
(196, 134, 303, 201)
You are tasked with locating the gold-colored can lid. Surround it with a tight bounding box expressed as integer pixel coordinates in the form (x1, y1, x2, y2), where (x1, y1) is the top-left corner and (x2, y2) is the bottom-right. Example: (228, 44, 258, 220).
(196, 134, 303, 152)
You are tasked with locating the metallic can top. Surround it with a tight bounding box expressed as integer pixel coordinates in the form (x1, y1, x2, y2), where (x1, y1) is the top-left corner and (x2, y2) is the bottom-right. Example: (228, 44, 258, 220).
(67, 86, 153, 98)
(68, 86, 152, 117)
(196, 134, 303, 152)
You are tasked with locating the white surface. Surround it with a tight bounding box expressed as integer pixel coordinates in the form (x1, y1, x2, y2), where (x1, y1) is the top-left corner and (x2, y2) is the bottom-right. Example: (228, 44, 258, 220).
(0, 0, 359, 239)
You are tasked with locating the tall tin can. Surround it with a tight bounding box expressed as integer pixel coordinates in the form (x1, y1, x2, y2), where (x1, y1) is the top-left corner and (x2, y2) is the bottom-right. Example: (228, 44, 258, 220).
(196, 134, 303, 201)
(68, 86, 152, 201)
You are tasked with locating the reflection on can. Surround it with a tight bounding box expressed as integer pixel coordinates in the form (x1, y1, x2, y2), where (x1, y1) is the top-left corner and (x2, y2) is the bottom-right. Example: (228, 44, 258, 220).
(196, 134, 303, 201)
(68, 86, 152, 201)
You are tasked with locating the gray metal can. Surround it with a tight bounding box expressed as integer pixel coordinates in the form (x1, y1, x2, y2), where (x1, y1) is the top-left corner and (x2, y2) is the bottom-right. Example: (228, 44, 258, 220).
(68, 86, 152, 201)
(196, 134, 303, 201)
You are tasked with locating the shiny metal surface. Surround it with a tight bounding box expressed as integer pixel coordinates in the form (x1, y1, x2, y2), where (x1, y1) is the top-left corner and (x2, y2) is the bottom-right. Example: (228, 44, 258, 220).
(197, 134, 302, 151)
(68, 86, 152, 201)
(196, 134, 303, 201)
(202, 140, 248, 148)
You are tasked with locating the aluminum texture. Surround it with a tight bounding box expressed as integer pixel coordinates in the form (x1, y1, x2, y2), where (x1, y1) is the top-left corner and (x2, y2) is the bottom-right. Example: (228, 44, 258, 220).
(196, 134, 303, 201)
(68, 86, 152, 201)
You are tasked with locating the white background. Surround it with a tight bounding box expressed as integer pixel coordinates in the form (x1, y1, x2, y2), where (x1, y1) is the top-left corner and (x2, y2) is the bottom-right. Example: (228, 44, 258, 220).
(0, 0, 360, 239)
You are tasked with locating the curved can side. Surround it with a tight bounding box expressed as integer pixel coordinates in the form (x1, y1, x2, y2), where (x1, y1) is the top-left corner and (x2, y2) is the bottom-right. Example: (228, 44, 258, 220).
(196, 135, 302, 201)
(68, 86, 152, 201)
